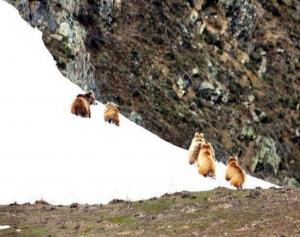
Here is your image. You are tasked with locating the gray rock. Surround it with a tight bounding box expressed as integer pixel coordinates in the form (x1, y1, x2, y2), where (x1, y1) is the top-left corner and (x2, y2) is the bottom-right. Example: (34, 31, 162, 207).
(66, 48, 97, 95)
(219, 0, 258, 46)
(283, 177, 300, 188)
(198, 81, 229, 104)
(254, 108, 271, 123)
(239, 126, 257, 141)
(98, 0, 114, 24)
(189, 10, 199, 24)
(258, 56, 267, 77)
(129, 111, 144, 127)
(251, 136, 282, 176)
(58, 22, 73, 38)
(177, 75, 191, 97)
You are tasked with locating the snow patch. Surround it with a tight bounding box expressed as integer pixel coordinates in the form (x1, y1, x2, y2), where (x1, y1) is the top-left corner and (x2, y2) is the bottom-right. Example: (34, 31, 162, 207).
(0, 0, 276, 205)
(0, 225, 10, 231)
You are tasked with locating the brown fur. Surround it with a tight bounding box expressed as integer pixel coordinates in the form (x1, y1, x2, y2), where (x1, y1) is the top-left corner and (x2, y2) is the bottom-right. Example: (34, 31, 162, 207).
(225, 156, 246, 189)
(188, 132, 206, 165)
(196, 143, 216, 177)
(104, 102, 120, 126)
(71, 91, 96, 118)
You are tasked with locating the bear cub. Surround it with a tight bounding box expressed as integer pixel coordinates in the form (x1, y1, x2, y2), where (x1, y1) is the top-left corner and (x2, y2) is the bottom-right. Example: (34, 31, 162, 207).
(104, 102, 120, 126)
(188, 132, 206, 165)
(225, 156, 246, 189)
(196, 142, 216, 178)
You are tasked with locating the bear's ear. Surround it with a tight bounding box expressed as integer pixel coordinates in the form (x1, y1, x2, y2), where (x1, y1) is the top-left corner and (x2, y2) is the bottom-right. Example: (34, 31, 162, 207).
(90, 91, 95, 96)
(112, 102, 118, 108)
(195, 132, 204, 138)
(85, 91, 92, 97)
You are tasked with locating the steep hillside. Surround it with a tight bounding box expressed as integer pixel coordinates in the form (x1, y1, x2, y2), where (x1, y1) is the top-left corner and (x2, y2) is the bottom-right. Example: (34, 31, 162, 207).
(0, 0, 275, 206)
(5, 0, 300, 186)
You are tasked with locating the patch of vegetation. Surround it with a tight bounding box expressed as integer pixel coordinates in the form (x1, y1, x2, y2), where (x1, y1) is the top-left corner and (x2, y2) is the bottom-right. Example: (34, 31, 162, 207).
(229, 80, 243, 95)
(262, 75, 274, 85)
(19, 225, 49, 237)
(62, 41, 74, 59)
(108, 215, 135, 225)
(134, 199, 174, 212)
(279, 97, 298, 110)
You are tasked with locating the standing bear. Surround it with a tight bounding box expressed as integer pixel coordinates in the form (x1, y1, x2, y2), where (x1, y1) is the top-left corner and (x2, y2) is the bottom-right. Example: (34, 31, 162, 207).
(225, 156, 246, 189)
(196, 142, 216, 178)
(188, 132, 206, 165)
(104, 102, 120, 126)
(71, 91, 96, 118)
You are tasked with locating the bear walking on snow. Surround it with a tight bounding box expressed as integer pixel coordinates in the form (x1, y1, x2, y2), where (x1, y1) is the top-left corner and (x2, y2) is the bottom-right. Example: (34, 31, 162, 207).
(225, 156, 246, 189)
(188, 132, 206, 165)
(104, 102, 120, 126)
(196, 142, 216, 178)
(71, 91, 96, 118)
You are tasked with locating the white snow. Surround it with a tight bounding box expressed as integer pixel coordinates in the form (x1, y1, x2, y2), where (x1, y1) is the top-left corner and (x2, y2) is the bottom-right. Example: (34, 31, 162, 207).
(0, 225, 10, 231)
(0, 0, 276, 205)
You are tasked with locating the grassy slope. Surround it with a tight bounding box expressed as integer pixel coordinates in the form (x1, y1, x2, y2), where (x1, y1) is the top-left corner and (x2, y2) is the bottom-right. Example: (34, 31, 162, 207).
(1, 188, 299, 237)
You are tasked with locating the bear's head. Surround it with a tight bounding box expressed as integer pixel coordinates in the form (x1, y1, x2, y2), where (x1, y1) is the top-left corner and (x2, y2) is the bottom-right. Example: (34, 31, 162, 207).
(105, 102, 119, 112)
(194, 132, 205, 143)
(85, 91, 97, 105)
(106, 102, 119, 108)
(201, 142, 212, 149)
(227, 156, 238, 165)
(194, 132, 204, 138)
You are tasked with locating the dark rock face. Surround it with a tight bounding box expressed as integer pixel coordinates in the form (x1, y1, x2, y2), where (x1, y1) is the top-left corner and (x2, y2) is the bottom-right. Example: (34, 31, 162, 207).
(5, 0, 300, 186)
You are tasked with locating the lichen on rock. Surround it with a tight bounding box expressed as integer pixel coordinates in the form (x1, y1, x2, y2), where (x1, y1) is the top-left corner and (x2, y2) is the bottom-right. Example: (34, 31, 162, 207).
(251, 136, 282, 176)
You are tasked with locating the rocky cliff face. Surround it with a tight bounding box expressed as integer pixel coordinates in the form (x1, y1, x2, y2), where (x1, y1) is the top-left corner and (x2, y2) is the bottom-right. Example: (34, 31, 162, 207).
(6, 0, 300, 186)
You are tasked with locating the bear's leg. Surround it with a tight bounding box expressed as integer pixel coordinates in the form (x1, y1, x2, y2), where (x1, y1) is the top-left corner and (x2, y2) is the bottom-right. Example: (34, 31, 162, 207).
(225, 173, 230, 181)
(209, 170, 216, 179)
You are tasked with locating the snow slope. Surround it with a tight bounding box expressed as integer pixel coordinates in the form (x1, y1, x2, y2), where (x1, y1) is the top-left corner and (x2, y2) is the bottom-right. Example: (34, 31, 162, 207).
(0, 0, 275, 205)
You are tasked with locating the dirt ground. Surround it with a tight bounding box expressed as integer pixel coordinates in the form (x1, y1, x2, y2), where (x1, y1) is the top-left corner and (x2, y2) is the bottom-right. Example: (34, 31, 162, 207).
(0, 188, 299, 237)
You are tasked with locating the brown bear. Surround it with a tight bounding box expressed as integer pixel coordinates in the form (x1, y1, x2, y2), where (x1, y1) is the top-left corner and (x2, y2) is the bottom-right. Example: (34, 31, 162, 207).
(188, 132, 206, 165)
(104, 102, 120, 126)
(196, 142, 216, 177)
(225, 156, 246, 189)
(71, 91, 96, 118)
